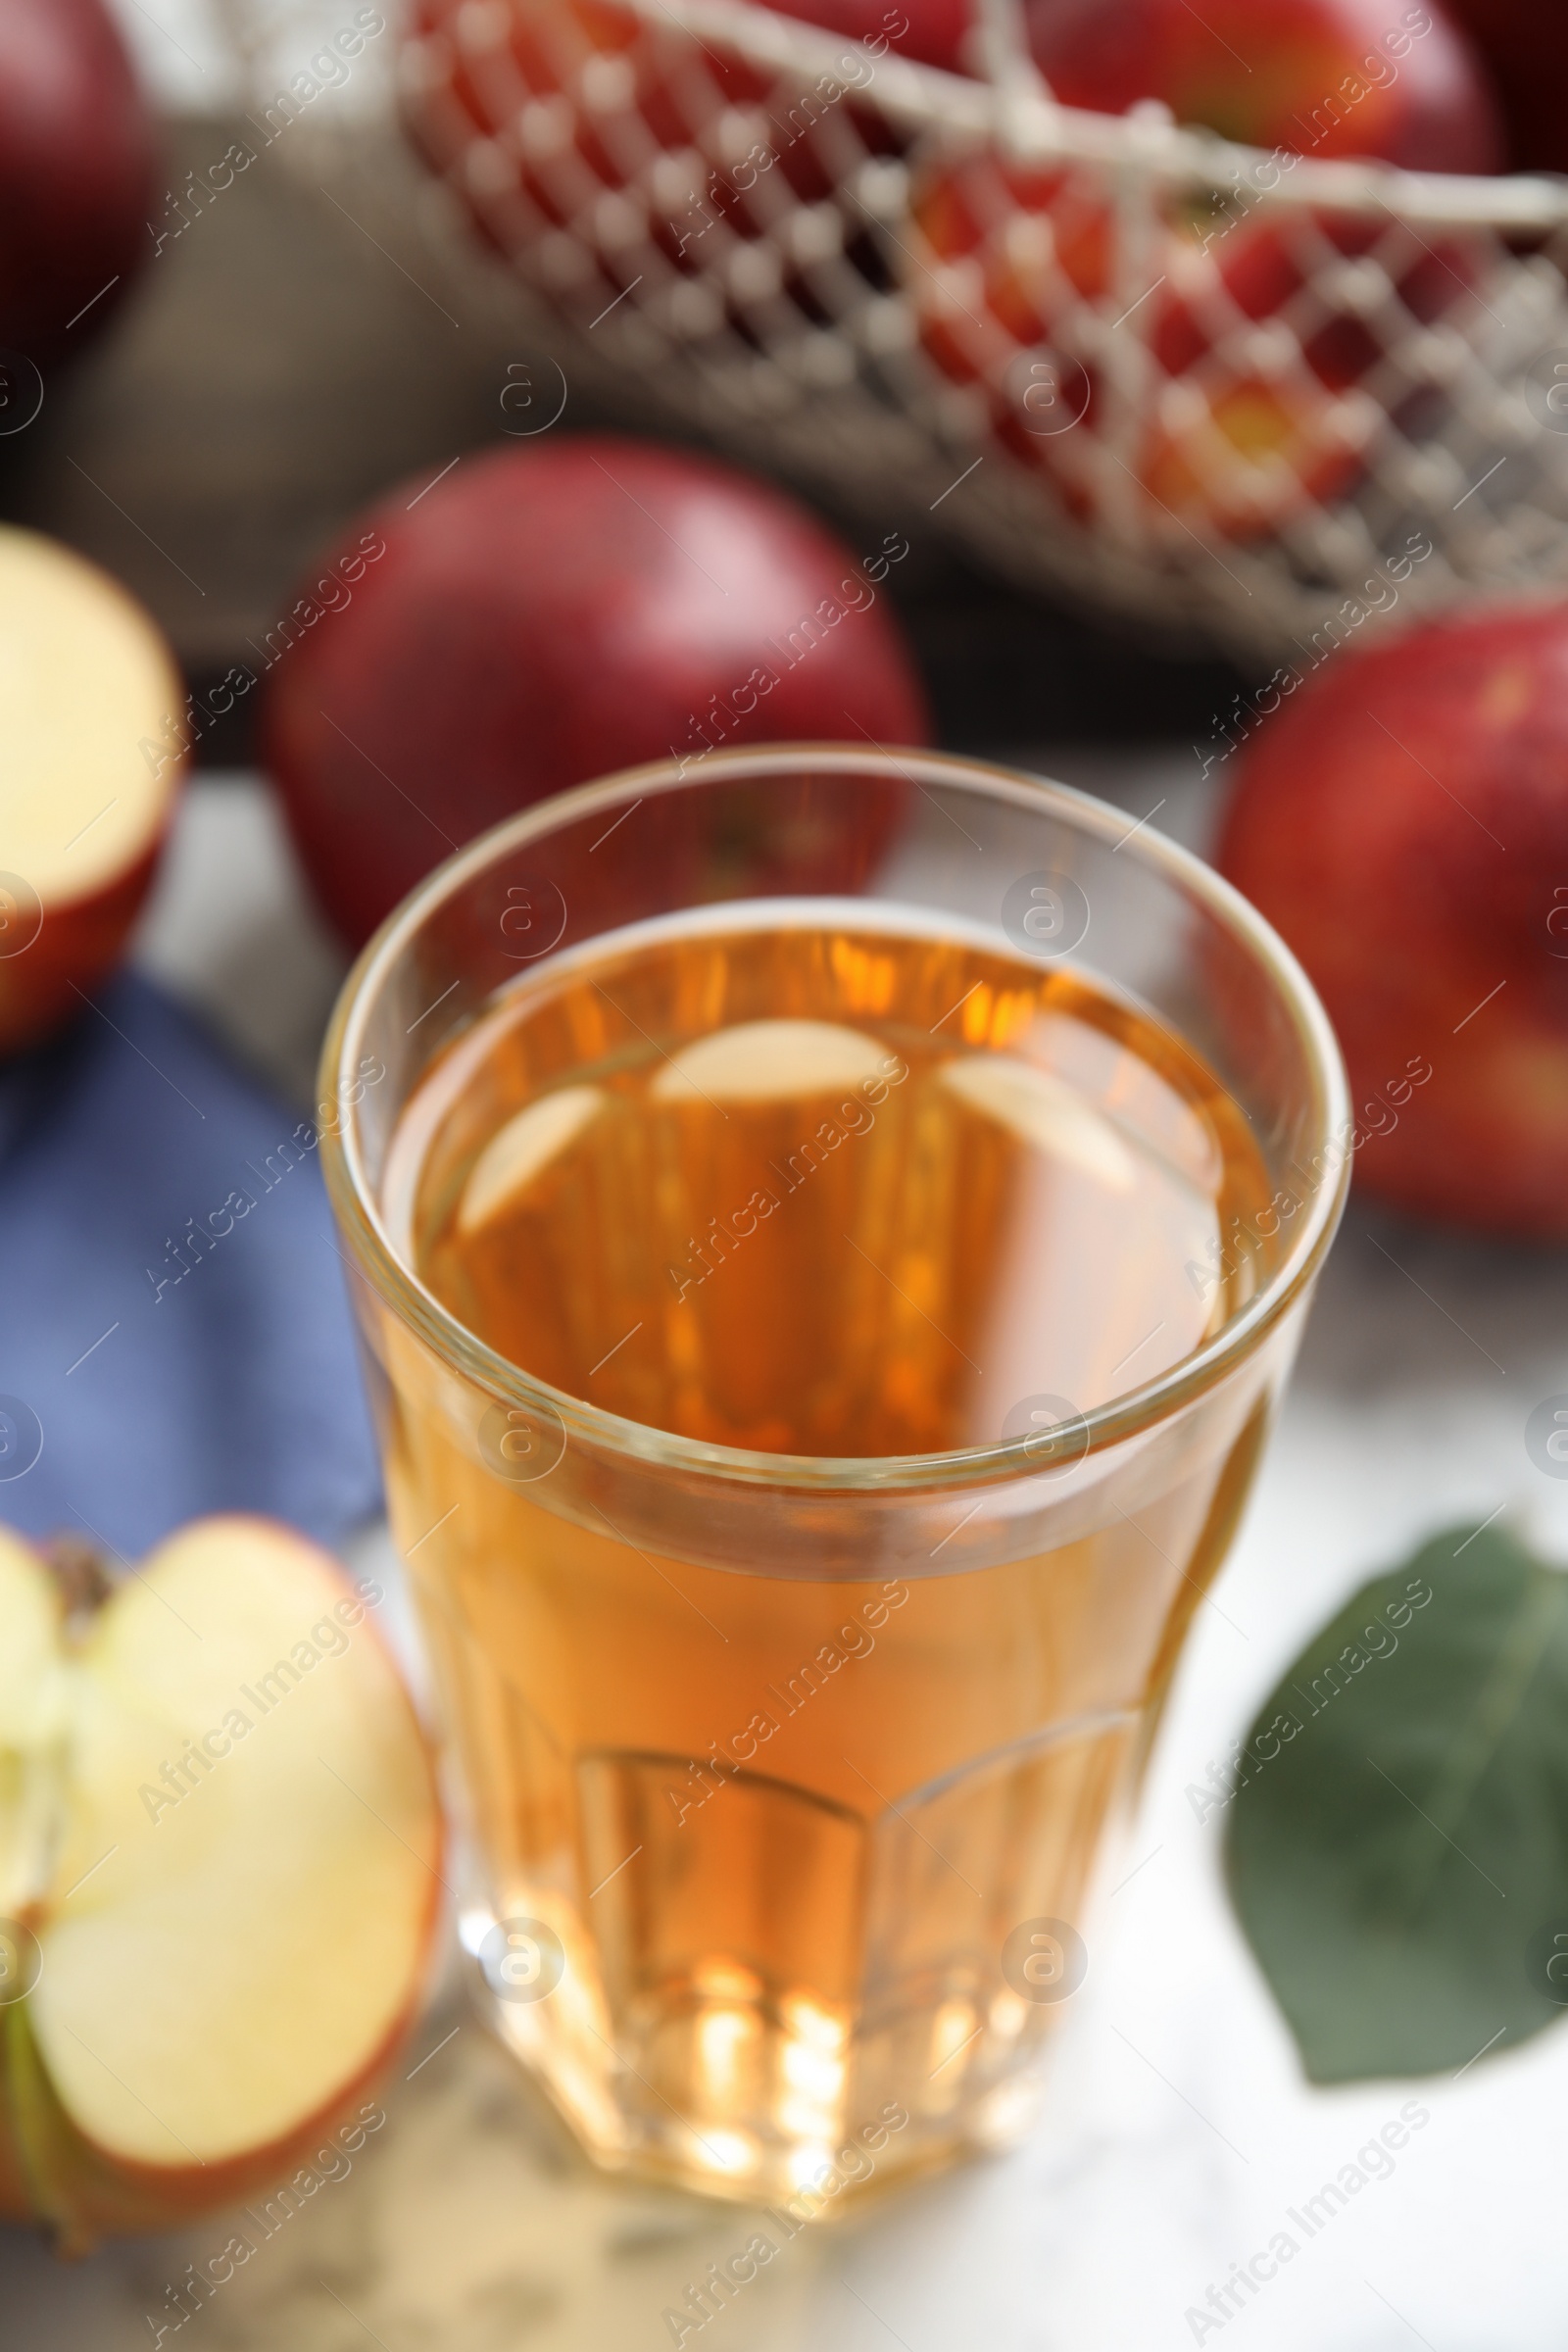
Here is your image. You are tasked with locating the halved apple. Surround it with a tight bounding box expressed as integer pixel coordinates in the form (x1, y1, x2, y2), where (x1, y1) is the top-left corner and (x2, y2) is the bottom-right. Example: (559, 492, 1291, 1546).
(0, 1516, 442, 2249)
(0, 525, 186, 1055)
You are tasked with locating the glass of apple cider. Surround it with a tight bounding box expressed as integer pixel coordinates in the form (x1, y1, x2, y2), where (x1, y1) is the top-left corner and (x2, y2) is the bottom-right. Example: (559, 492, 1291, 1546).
(319, 747, 1348, 2207)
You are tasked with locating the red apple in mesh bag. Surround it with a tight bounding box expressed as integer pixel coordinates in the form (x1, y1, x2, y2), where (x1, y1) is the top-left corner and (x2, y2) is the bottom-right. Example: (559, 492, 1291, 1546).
(1216, 602, 1568, 1236)
(0, 526, 187, 1056)
(0, 0, 158, 365)
(402, 0, 923, 317)
(911, 0, 1497, 541)
(907, 150, 1487, 541)
(262, 436, 929, 950)
(0, 1517, 441, 2248)
(910, 159, 1363, 541)
(1023, 0, 1503, 173)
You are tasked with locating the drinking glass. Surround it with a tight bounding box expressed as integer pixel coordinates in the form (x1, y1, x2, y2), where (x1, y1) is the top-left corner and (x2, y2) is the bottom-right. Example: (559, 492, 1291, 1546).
(318, 747, 1348, 2208)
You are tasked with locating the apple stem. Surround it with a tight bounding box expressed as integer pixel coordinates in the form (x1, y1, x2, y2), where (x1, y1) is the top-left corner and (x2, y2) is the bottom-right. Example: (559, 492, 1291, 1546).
(40, 1535, 113, 1632)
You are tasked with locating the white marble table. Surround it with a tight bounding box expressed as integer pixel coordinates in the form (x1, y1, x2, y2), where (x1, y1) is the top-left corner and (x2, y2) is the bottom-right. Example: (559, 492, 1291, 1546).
(9, 757, 1568, 2352)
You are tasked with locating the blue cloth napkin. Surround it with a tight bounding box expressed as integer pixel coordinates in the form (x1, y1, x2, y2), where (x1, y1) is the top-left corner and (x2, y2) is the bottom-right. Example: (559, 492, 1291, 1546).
(0, 972, 382, 1563)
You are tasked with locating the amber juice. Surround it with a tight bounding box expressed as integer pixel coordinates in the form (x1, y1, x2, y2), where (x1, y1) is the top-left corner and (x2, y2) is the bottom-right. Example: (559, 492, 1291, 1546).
(377, 902, 1274, 2198)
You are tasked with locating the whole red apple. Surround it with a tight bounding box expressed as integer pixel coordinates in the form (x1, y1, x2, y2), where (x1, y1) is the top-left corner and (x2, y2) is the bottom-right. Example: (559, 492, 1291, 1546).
(262, 436, 929, 948)
(0, 0, 158, 365)
(1024, 0, 1503, 172)
(1215, 602, 1568, 1236)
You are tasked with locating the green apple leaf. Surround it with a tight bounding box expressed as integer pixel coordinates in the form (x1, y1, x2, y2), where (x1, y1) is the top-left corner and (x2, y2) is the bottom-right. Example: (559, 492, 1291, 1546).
(1224, 1522, 1568, 2083)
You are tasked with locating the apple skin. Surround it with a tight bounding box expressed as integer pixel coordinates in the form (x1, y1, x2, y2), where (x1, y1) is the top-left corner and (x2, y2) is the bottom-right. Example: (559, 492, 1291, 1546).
(0, 2000, 416, 2254)
(262, 437, 930, 950)
(0, 0, 159, 365)
(767, 0, 974, 73)
(1215, 602, 1568, 1236)
(0, 838, 172, 1061)
(1023, 0, 1503, 173)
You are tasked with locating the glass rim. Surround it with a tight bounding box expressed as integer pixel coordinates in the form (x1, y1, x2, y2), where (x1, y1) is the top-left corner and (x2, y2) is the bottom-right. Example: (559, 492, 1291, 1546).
(319, 742, 1351, 1494)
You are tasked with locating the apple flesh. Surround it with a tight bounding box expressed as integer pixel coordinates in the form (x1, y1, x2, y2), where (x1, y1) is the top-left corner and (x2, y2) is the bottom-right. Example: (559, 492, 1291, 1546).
(0, 526, 187, 1056)
(262, 436, 930, 949)
(0, 1516, 442, 2249)
(1023, 0, 1503, 173)
(0, 0, 158, 365)
(1215, 602, 1568, 1236)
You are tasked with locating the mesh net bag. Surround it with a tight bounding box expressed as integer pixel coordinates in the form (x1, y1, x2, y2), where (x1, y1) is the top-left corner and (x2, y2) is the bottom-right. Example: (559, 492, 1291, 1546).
(251, 0, 1568, 658)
